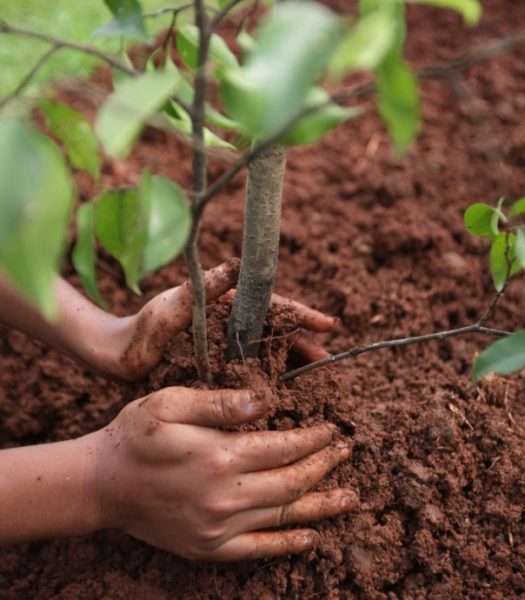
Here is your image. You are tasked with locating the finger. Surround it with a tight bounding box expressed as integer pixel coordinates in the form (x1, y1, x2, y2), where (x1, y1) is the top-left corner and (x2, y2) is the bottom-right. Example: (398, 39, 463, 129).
(235, 424, 336, 472)
(235, 489, 358, 533)
(144, 386, 268, 427)
(289, 334, 331, 362)
(218, 290, 338, 333)
(240, 442, 350, 508)
(210, 529, 319, 561)
(269, 294, 338, 333)
(160, 258, 241, 330)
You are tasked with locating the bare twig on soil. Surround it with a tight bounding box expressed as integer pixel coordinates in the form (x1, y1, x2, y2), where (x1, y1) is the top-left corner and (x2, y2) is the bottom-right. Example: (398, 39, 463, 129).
(280, 284, 512, 382)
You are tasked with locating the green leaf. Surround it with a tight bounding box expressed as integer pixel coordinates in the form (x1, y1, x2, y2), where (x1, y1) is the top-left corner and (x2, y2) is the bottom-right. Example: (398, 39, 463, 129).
(329, 10, 398, 78)
(515, 227, 525, 268)
(473, 330, 525, 379)
(93, 187, 145, 293)
(0, 123, 73, 318)
(509, 197, 525, 218)
(464, 202, 500, 238)
(96, 70, 181, 158)
(280, 87, 362, 145)
(112, 51, 135, 89)
(220, 1, 343, 138)
(95, 0, 147, 39)
(176, 25, 238, 71)
(141, 174, 191, 276)
(237, 30, 256, 54)
(41, 102, 100, 178)
(376, 52, 421, 153)
(489, 232, 520, 292)
(72, 203, 107, 307)
(406, 0, 482, 26)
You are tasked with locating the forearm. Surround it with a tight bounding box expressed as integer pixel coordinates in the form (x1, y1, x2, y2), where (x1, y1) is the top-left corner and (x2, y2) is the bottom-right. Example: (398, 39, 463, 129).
(0, 274, 131, 377)
(0, 435, 100, 544)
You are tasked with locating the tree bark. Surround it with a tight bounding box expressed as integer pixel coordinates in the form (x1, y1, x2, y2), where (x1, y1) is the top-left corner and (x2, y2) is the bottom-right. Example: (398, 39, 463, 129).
(227, 144, 287, 359)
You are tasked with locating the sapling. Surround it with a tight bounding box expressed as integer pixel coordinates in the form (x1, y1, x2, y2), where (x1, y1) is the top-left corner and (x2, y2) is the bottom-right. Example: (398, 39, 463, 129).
(4, 0, 525, 386)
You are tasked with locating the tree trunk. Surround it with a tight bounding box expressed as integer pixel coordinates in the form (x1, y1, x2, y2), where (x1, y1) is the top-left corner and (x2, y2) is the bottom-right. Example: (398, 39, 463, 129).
(227, 144, 287, 359)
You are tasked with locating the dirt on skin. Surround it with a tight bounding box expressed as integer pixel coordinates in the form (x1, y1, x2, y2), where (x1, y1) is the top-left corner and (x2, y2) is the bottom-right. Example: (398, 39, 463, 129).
(1, 0, 525, 598)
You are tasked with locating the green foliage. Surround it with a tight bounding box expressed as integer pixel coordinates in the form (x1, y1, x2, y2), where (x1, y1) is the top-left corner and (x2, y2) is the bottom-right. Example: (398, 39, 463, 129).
(465, 197, 525, 291)
(96, 70, 181, 158)
(407, 0, 482, 26)
(41, 101, 100, 178)
(464, 202, 501, 238)
(220, 1, 344, 138)
(473, 330, 525, 379)
(95, 0, 147, 39)
(176, 25, 238, 71)
(375, 52, 421, 153)
(0, 120, 73, 318)
(328, 9, 398, 77)
(489, 232, 520, 292)
(73, 203, 107, 307)
(73, 172, 191, 300)
(280, 88, 362, 146)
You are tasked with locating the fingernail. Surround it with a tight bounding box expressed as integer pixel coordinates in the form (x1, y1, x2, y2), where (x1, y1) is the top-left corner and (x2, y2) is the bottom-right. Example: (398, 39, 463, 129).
(244, 390, 269, 418)
(336, 441, 351, 459)
(341, 490, 359, 510)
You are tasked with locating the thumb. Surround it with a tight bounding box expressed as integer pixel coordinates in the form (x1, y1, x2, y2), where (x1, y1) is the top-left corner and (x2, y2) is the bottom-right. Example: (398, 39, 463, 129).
(144, 386, 269, 427)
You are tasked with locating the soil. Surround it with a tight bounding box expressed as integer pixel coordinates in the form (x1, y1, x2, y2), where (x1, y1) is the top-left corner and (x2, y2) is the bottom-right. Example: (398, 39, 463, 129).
(1, 0, 525, 598)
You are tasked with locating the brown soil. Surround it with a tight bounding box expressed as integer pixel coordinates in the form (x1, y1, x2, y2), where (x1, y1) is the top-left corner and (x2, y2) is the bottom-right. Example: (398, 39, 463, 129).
(1, 1, 525, 598)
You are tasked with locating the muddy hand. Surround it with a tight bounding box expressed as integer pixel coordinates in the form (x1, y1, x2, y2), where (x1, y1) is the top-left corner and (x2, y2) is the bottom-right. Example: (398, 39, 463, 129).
(92, 387, 358, 561)
(219, 290, 338, 362)
(118, 259, 240, 380)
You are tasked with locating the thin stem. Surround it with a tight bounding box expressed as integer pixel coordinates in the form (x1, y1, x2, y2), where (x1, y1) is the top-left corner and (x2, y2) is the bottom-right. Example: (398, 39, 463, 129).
(279, 324, 510, 383)
(0, 44, 61, 111)
(183, 0, 212, 383)
(210, 0, 246, 30)
(0, 21, 136, 76)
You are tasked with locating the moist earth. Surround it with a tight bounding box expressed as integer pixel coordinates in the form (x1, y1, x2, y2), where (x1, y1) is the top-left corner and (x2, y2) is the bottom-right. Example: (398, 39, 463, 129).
(1, 0, 525, 598)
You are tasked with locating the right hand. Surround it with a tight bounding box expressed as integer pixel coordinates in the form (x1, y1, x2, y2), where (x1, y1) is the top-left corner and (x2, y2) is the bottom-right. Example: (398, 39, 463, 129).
(90, 387, 358, 561)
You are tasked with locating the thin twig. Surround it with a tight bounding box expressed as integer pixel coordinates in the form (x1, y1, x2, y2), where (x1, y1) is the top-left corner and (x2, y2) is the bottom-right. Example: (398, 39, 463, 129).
(279, 283, 512, 384)
(279, 324, 510, 383)
(184, 0, 212, 383)
(0, 44, 61, 111)
(0, 21, 136, 76)
(210, 0, 246, 30)
(143, 4, 193, 18)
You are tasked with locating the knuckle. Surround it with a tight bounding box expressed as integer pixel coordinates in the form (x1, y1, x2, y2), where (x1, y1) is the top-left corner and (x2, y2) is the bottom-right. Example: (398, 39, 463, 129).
(210, 391, 238, 423)
(204, 451, 233, 477)
(194, 524, 227, 545)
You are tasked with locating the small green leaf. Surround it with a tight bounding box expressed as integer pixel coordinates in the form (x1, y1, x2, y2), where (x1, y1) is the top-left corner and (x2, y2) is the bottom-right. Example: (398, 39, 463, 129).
(96, 70, 181, 158)
(176, 25, 238, 71)
(237, 29, 256, 54)
(515, 227, 525, 267)
(95, 0, 147, 39)
(220, 1, 343, 138)
(41, 102, 100, 178)
(141, 174, 191, 276)
(473, 330, 525, 379)
(72, 203, 107, 307)
(406, 0, 482, 26)
(0, 123, 73, 318)
(489, 232, 520, 292)
(376, 52, 421, 153)
(280, 88, 362, 145)
(464, 202, 500, 238)
(509, 197, 525, 218)
(93, 187, 145, 293)
(329, 10, 398, 78)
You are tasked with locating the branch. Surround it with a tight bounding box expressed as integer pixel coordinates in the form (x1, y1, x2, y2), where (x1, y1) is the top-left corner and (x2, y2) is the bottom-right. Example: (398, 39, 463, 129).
(0, 21, 136, 76)
(0, 44, 61, 111)
(210, 0, 246, 30)
(196, 29, 525, 210)
(279, 287, 512, 383)
(183, 0, 212, 383)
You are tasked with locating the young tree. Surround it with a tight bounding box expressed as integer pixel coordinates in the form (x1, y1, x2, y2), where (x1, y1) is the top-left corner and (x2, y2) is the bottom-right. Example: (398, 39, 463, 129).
(3, 0, 525, 384)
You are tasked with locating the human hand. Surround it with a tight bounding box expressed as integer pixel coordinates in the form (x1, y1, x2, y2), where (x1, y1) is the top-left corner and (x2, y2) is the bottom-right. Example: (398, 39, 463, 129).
(91, 386, 357, 561)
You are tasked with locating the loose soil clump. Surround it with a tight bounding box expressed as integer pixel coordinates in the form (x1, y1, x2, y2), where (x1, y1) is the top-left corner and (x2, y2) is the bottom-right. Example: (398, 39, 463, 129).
(1, 0, 525, 597)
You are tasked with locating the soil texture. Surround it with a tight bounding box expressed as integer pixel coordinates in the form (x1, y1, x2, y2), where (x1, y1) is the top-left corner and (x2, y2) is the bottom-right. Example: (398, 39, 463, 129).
(1, 1, 525, 598)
